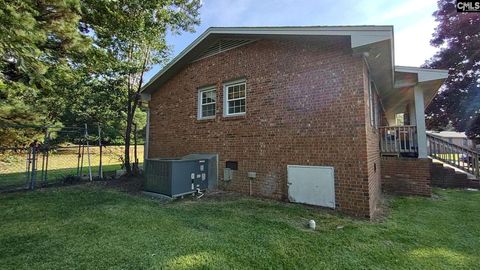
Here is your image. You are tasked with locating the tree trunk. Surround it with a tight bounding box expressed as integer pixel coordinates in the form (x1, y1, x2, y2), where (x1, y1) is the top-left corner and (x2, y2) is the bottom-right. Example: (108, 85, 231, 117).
(124, 97, 133, 175)
(124, 48, 149, 176)
(132, 122, 139, 174)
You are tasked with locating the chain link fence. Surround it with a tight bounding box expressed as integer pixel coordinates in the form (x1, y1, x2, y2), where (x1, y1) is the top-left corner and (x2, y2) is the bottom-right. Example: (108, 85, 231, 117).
(0, 125, 144, 192)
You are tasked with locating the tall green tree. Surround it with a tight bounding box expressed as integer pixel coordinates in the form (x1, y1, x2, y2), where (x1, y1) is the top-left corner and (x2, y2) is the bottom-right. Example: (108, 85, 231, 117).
(0, 0, 91, 146)
(80, 0, 201, 174)
(424, 0, 480, 140)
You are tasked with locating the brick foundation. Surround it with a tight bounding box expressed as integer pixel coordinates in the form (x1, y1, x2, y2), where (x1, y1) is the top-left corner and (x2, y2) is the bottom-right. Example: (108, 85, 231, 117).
(431, 162, 479, 189)
(381, 157, 432, 196)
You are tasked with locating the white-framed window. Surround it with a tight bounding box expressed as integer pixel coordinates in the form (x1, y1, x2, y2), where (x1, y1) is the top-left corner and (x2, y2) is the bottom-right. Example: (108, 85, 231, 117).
(224, 80, 246, 116)
(368, 79, 379, 128)
(197, 86, 216, 119)
(375, 94, 380, 127)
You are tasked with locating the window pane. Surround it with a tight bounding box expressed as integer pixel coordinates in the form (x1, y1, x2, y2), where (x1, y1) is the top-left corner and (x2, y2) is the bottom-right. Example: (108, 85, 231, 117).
(202, 104, 215, 117)
(228, 99, 245, 114)
(238, 85, 245, 98)
(226, 82, 246, 115)
(202, 90, 216, 104)
(207, 91, 215, 102)
(228, 100, 237, 114)
(239, 99, 245, 113)
(199, 88, 216, 118)
(227, 83, 246, 100)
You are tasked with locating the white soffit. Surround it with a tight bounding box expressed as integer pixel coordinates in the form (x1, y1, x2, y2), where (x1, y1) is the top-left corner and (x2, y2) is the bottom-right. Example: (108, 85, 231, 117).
(206, 26, 393, 48)
(350, 32, 393, 48)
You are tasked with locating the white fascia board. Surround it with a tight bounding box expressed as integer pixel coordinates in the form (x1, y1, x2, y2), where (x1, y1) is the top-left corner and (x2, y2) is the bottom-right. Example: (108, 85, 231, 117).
(395, 66, 449, 82)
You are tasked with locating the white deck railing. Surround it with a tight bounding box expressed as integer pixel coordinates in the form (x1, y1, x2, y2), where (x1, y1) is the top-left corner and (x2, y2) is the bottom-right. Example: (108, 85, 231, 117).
(427, 134, 480, 178)
(379, 125, 418, 156)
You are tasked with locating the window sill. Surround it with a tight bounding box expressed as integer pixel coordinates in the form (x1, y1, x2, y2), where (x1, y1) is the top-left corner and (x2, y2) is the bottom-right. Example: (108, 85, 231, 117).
(196, 117, 216, 123)
(222, 114, 246, 121)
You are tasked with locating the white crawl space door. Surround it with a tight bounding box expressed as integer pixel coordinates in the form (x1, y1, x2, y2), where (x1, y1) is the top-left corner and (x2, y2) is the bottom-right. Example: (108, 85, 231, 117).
(287, 165, 335, 208)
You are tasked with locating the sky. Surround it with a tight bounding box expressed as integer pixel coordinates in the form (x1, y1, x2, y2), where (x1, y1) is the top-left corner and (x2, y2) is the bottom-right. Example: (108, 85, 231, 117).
(144, 0, 440, 82)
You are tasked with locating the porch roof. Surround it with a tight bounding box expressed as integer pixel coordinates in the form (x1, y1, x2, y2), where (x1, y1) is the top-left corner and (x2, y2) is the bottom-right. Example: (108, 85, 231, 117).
(380, 66, 449, 124)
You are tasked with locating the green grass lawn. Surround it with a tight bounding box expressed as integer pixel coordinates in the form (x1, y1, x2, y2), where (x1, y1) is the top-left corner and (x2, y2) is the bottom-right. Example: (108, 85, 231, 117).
(0, 186, 479, 269)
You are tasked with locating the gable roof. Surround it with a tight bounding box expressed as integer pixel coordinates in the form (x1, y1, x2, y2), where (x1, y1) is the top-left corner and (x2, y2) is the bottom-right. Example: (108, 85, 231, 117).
(141, 25, 395, 96)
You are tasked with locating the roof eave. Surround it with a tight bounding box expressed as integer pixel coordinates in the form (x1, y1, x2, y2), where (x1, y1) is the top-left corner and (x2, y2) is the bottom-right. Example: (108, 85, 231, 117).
(395, 66, 449, 82)
(141, 26, 395, 97)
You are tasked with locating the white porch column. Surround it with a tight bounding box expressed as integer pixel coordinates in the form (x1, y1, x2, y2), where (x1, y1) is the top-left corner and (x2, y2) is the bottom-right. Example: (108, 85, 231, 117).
(414, 85, 428, 158)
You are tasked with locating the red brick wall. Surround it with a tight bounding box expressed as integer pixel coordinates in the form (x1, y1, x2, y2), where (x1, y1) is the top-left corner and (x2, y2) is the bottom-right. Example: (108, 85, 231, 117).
(148, 37, 374, 217)
(363, 65, 382, 217)
(431, 162, 478, 188)
(381, 157, 432, 196)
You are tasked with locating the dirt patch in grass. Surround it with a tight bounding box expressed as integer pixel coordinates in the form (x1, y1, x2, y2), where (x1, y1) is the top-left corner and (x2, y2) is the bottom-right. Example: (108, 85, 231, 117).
(89, 175, 144, 194)
(369, 195, 391, 223)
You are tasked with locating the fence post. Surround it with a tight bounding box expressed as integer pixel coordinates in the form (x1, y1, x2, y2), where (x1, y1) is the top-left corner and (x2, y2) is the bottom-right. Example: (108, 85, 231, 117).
(25, 148, 32, 189)
(41, 127, 49, 185)
(30, 146, 36, 190)
(77, 144, 82, 177)
(85, 124, 92, 181)
(40, 146, 46, 186)
(98, 123, 103, 179)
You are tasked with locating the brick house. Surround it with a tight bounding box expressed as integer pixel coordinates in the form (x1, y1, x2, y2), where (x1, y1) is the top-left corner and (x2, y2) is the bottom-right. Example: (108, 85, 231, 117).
(141, 26, 448, 218)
